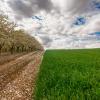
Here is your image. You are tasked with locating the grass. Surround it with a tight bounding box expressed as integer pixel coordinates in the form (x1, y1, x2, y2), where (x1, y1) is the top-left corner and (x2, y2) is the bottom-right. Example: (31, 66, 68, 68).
(34, 49, 100, 100)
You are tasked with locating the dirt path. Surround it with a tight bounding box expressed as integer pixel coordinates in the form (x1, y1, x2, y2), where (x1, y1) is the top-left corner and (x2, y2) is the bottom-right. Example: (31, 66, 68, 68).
(0, 51, 43, 100)
(0, 52, 28, 65)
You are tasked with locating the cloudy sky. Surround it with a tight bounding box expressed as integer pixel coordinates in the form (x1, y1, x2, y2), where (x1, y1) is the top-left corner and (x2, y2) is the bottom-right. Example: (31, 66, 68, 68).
(0, 0, 100, 49)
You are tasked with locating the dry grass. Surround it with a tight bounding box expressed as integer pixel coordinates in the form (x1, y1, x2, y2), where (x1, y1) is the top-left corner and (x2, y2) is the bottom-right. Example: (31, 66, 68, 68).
(0, 53, 26, 65)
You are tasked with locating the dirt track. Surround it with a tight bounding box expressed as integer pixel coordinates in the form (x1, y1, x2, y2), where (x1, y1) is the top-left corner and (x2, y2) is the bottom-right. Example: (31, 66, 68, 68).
(0, 51, 43, 100)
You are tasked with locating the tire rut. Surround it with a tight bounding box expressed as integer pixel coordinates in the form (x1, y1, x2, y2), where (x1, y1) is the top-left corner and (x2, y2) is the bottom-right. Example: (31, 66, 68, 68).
(0, 51, 43, 100)
(0, 52, 38, 91)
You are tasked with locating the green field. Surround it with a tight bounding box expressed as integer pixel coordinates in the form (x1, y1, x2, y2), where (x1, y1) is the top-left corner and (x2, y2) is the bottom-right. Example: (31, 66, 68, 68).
(35, 49, 100, 100)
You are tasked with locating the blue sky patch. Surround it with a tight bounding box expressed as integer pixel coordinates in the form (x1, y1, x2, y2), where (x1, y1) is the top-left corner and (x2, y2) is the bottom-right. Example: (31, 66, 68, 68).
(32, 16, 43, 21)
(89, 32, 100, 40)
(90, 32, 100, 36)
(73, 17, 86, 26)
(93, 1, 100, 10)
(95, 32, 100, 36)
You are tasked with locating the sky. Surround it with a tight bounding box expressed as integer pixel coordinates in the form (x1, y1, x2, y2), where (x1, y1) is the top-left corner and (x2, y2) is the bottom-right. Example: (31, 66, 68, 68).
(0, 0, 100, 49)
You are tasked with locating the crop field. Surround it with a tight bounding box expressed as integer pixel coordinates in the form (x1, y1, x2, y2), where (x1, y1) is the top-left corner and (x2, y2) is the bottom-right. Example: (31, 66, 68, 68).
(35, 49, 100, 100)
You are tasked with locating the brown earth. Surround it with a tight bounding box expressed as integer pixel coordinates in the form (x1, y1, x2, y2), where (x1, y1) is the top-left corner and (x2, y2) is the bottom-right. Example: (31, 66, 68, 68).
(0, 51, 43, 100)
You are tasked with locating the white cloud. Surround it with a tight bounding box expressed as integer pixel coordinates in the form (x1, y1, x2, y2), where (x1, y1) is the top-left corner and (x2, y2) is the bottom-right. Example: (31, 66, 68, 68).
(0, 0, 100, 49)
(51, 0, 92, 14)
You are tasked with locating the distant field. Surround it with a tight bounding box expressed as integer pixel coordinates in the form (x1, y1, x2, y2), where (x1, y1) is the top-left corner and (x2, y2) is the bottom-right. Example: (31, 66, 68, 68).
(35, 49, 100, 100)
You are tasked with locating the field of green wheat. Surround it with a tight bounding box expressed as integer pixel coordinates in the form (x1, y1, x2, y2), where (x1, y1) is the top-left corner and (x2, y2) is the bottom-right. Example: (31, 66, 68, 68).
(34, 49, 100, 100)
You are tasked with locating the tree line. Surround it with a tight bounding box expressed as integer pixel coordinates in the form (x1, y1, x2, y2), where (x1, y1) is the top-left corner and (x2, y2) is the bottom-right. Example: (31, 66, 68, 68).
(0, 14, 43, 54)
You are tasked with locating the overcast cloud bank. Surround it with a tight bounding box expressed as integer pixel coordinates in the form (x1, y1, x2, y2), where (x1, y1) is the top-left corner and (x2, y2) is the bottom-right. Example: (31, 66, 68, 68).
(0, 0, 100, 49)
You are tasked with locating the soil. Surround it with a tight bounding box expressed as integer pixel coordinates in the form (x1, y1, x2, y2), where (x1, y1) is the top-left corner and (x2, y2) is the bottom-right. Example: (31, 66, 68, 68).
(0, 51, 43, 100)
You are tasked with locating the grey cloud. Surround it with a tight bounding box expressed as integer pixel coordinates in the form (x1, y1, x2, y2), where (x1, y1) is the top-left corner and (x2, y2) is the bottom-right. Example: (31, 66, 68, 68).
(39, 35, 52, 47)
(67, 0, 92, 14)
(7, 0, 53, 19)
(8, 0, 34, 19)
(7, 0, 94, 20)
(51, 0, 93, 15)
(35, 0, 53, 11)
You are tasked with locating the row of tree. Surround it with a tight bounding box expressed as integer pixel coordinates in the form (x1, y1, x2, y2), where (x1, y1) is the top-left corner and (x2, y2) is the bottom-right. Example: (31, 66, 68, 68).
(0, 14, 43, 54)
